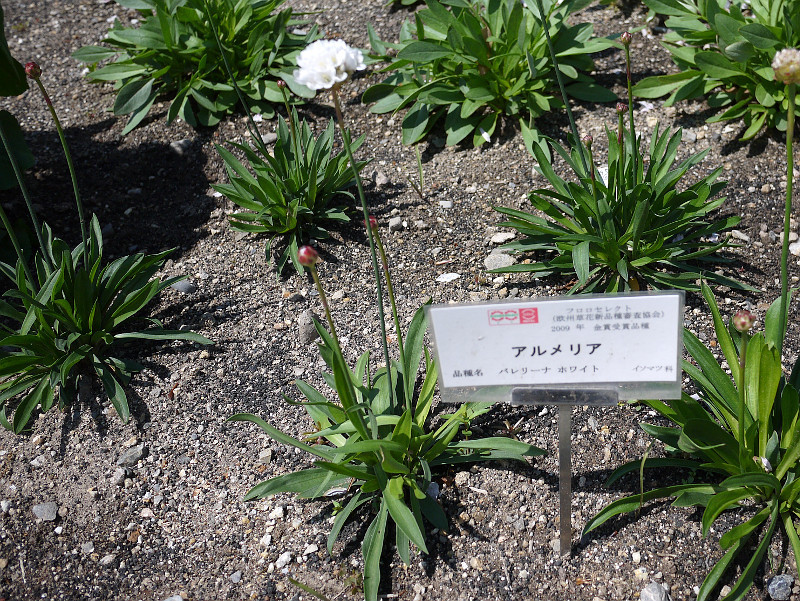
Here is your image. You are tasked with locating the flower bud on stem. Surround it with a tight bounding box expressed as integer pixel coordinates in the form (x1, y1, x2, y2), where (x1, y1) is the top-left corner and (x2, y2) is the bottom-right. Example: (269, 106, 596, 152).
(27, 62, 89, 269)
(621, 33, 638, 185)
(582, 135, 597, 199)
(733, 310, 755, 458)
(299, 246, 339, 344)
(331, 85, 398, 410)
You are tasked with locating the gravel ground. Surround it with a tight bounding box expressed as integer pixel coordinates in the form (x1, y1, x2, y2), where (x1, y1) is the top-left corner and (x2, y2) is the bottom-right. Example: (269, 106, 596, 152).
(1, 1, 800, 600)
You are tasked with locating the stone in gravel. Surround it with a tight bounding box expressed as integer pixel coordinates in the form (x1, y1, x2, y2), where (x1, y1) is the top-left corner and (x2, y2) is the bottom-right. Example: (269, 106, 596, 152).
(275, 552, 292, 569)
(286, 292, 304, 303)
(465, 184, 478, 193)
(490, 232, 515, 244)
(768, 575, 794, 600)
(454, 472, 469, 486)
(0, 500, 10, 514)
(163, 596, 183, 601)
(262, 132, 278, 145)
(231, 570, 242, 583)
(414, 220, 429, 230)
(436, 273, 461, 283)
(81, 542, 94, 554)
(269, 506, 285, 520)
(260, 532, 272, 548)
(303, 544, 318, 555)
(32, 502, 58, 522)
(100, 554, 116, 566)
(790, 242, 800, 256)
(170, 279, 197, 294)
(484, 253, 515, 270)
(730, 229, 750, 242)
(640, 582, 671, 601)
(169, 139, 192, 156)
(373, 170, 390, 187)
(439, 200, 453, 209)
(388, 216, 403, 232)
(111, 468, 126, 487)
(298, 310, 320, 344)
(117, 444, 147, 467)
(683, 130, 697, 143)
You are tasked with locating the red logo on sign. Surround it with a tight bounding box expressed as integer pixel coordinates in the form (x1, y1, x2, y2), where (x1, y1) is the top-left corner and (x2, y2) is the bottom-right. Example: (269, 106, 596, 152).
(487, 307, 538, 325)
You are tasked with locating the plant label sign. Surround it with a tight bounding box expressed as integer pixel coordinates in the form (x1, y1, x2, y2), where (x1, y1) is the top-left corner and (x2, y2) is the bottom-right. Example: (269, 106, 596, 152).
(427, 291, 684, 556)
(426, 291, 684, 403)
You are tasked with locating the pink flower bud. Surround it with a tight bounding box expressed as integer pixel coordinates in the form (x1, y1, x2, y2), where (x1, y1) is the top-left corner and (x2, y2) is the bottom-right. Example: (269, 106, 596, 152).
(582, 134, 593, 147)
(366, 215, 378, 230)
(732, 310, 755, 332)
(620, 32, 632, 46)
(276, 79, 287, 89)
(25, 61, 42, 79)
(616, 102, 628, 114)
(298, 245, 319, 266)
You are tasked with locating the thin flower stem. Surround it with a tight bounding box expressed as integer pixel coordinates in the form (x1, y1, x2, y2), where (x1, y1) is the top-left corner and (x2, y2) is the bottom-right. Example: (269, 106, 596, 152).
(309, 264, 339, 343)
(0, 121, 46, 259)
(374, 228, 407, 405)
(738, 333, 748, 460)
(586, 143, 597, 200)
(331, 86, 396, 411)
(779, 82, 795, 356)
(280, 86, 304, 161)
(0, 201, 35, 285)
(624, 44, 637, 185)
(532, 0, 589, 177)
(202, 0, 267, 156)
(31, 76, 88, 268)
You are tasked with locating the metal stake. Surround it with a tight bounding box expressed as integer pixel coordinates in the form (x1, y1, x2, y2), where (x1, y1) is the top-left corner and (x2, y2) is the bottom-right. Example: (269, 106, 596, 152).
(558, 403, 572, 556)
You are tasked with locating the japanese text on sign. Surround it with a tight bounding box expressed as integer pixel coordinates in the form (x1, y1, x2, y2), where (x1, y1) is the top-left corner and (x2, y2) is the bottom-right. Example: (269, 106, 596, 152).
(426, 292, 683, 393)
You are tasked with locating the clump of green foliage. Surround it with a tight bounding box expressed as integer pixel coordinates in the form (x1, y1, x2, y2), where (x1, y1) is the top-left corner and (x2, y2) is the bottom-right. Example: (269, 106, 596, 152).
(634, 0, 800, 139)
(213, 107, 368, 276)
(363, 0, 615, 149)
(73, 0, 318, 133)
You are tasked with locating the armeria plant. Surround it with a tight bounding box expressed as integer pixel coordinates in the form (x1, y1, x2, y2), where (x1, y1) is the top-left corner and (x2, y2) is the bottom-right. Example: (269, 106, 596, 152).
(213, 78, 369, 276)
(492, 30, 745, 292)
(0, 62, 211, 433)
(232, 239, 543, 601)
(362, 0, 615, 150)
(72, 0, 318, 134)
(634, 0, 800, 140)
(229, 40, 545, 601)
(585, 49, 800, 601)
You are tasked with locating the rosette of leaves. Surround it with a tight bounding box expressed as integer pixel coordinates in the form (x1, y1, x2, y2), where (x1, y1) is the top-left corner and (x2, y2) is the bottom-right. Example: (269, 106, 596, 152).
(492, 124, 749, 292)
(362, 0, 615, 149)
(0, 218, 212, 433)
(72, 0, 318, 134)
(585, 283, 800, 601)
(212, 108, 368, 276)
(634, 0, 800, 139)
(231, 305, 544, 600)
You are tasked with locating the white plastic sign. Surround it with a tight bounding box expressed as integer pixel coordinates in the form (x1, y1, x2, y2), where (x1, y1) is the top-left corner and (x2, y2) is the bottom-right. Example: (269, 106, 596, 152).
(425, 291, 684, 402)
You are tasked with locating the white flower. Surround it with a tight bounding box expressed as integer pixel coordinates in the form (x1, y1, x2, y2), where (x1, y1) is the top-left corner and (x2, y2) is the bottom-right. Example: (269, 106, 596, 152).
(293, 39, 365, 91)
(772, 48, 800, 85)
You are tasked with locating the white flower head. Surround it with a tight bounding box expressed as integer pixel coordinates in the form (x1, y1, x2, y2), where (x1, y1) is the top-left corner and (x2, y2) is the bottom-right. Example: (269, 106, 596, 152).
(293, 39, 365, 91)
(772, 48, 800, 85)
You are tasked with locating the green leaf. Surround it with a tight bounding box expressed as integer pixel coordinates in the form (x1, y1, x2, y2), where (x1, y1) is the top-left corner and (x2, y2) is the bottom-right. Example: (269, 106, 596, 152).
(564, 82, 616, 103)
(402, 102, 431, 145)
(384, 476, 428, 553)
(738, 23, 781, 49)
(694, 51, 746, 80)
(362, 499, 388, 601)
(72, 45, 119, 63)
(397, 41, 453, 62)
